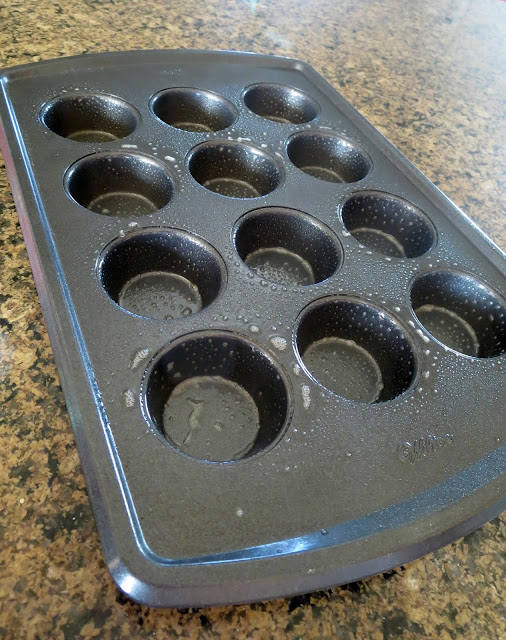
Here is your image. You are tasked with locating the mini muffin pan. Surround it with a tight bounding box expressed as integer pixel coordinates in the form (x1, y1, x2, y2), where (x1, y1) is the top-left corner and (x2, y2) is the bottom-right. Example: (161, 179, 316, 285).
(0, 50, 504, 608)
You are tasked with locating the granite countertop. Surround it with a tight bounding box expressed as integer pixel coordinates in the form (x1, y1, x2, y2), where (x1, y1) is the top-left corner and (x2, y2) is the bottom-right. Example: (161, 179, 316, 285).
(0, 0, 504, 638)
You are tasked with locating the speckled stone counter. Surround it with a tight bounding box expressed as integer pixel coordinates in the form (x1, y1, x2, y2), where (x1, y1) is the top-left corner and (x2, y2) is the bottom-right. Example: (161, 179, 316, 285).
(0, 1, 505, 638)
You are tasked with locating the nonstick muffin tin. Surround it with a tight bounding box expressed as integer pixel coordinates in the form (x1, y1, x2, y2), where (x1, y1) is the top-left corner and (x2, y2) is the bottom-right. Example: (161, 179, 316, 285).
(0, 50, 505, 607)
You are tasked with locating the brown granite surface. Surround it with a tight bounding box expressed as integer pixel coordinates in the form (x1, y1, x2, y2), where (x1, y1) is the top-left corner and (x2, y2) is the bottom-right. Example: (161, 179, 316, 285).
(0, 0, 505, 638)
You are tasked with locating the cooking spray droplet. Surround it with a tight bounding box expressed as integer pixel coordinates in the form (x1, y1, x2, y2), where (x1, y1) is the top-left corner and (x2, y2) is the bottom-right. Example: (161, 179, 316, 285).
(130, 347, 150, 369)
(124, 389, 135, 407)
(270, 336, 287, 351)
(302, 385, 311, 409)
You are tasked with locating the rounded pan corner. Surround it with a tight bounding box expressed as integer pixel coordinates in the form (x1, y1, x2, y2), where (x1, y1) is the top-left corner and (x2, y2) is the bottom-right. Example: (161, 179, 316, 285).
(102, 469, 505, 607)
